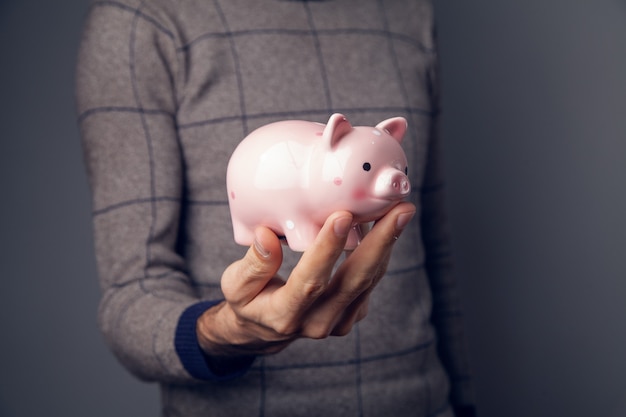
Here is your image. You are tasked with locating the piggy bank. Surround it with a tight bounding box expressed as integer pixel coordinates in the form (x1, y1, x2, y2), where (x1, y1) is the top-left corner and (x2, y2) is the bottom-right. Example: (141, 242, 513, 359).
(226, 113, 410, 251)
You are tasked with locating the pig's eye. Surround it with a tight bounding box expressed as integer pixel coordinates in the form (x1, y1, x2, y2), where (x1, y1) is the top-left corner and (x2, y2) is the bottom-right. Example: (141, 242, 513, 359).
(362, 162, 371, 171)
(405, 166, 408, 175)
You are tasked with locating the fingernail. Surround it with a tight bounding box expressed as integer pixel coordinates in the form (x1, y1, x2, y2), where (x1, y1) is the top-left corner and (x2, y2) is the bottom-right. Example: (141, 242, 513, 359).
(254, 238, 271, 259)
(396, 211, 415, 231)
(334, 215, 353, 238)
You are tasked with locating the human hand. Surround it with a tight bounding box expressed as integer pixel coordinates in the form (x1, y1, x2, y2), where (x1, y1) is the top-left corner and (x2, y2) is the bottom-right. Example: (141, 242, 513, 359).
(196, 202, 416, 357)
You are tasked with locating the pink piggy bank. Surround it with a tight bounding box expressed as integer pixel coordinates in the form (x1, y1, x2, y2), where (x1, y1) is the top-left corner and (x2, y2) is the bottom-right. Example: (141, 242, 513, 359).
(226, 113, 410, 251)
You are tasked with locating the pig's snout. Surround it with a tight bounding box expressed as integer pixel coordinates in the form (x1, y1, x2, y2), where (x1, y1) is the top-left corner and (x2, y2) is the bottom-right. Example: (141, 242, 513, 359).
(373, 168, 411, 199)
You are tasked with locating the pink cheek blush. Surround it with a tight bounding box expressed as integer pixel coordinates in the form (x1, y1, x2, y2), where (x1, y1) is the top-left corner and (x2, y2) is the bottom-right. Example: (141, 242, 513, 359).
(351, 188, 367, 200)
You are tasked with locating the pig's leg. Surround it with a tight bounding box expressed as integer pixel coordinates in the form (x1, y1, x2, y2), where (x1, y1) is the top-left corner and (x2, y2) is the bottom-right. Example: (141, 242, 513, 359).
(282, 218, 321, 252)
(344, 225, 363, 250)
(231, 218, 256, 246)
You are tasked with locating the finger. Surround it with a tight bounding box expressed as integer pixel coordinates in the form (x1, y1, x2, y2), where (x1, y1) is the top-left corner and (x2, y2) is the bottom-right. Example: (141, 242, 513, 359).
(302, 203, 416, 331)
(366, 201, 416, 249)
(335, 201, 415, 291)
(221, 226, 283, 306)
(330, 291, 371, 336)
(333, 201, 416, 298)
(278, 211, 353, 314)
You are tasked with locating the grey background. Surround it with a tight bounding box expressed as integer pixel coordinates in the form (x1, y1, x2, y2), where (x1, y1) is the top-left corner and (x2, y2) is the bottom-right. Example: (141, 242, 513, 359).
(0, 1, 624, 416)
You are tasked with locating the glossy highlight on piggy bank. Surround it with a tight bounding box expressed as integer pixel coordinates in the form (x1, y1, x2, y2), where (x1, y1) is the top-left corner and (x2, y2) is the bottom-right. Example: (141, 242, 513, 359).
(227, 113, 411, 251)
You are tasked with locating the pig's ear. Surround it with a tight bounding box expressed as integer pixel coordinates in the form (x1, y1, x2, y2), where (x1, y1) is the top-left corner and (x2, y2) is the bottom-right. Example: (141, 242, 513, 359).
(323, 113, 353, 148)
(376, 117, 408, 144)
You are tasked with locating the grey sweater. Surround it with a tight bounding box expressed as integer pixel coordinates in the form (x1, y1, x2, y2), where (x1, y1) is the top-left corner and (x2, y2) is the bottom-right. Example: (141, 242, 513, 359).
(76, 0, 474, 415)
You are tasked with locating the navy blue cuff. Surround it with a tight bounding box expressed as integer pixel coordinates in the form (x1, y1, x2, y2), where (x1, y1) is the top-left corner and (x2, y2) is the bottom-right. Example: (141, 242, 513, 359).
(175, 300, 256, 381)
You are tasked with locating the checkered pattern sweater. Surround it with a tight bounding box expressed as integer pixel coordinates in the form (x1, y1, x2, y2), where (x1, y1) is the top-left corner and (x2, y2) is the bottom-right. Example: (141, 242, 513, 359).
(76, 0, 474, 416)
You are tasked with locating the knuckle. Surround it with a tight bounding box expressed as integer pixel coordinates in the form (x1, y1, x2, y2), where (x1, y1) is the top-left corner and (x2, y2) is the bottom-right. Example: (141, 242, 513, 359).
(299, 280, 328, 300)
(303, 323, 332, 340)
(334, 290, 361, 308)
(357, 305, 369, 322)
(272, 319, 300, 339)
(242, 256, 271, 278)
(330, 324, 352, 337)
(342, 275, 374, 300)
(355, 311, 368, 325)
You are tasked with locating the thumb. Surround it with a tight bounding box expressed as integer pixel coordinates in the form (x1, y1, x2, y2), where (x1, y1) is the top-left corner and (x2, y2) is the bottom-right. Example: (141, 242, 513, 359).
(221, 227, 283, 306)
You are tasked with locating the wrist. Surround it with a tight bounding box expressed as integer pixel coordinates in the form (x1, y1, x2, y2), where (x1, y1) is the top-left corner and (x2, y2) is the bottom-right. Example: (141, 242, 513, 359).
(176, 300, 255, 381)
(196, 300, 254, 356)
(196, 300, 231, 355)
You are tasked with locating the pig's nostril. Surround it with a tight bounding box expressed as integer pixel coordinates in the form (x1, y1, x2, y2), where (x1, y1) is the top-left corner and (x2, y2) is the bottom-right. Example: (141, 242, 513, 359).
(374, 171, 411, 199)
(392, 178, 410, 192)
(398, 179, 410, 194)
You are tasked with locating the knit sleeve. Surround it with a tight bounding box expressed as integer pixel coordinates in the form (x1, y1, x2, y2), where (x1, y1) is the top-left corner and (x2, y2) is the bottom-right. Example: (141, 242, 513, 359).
(420, 20, 476, 410)
(75, 1, 247, 383)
